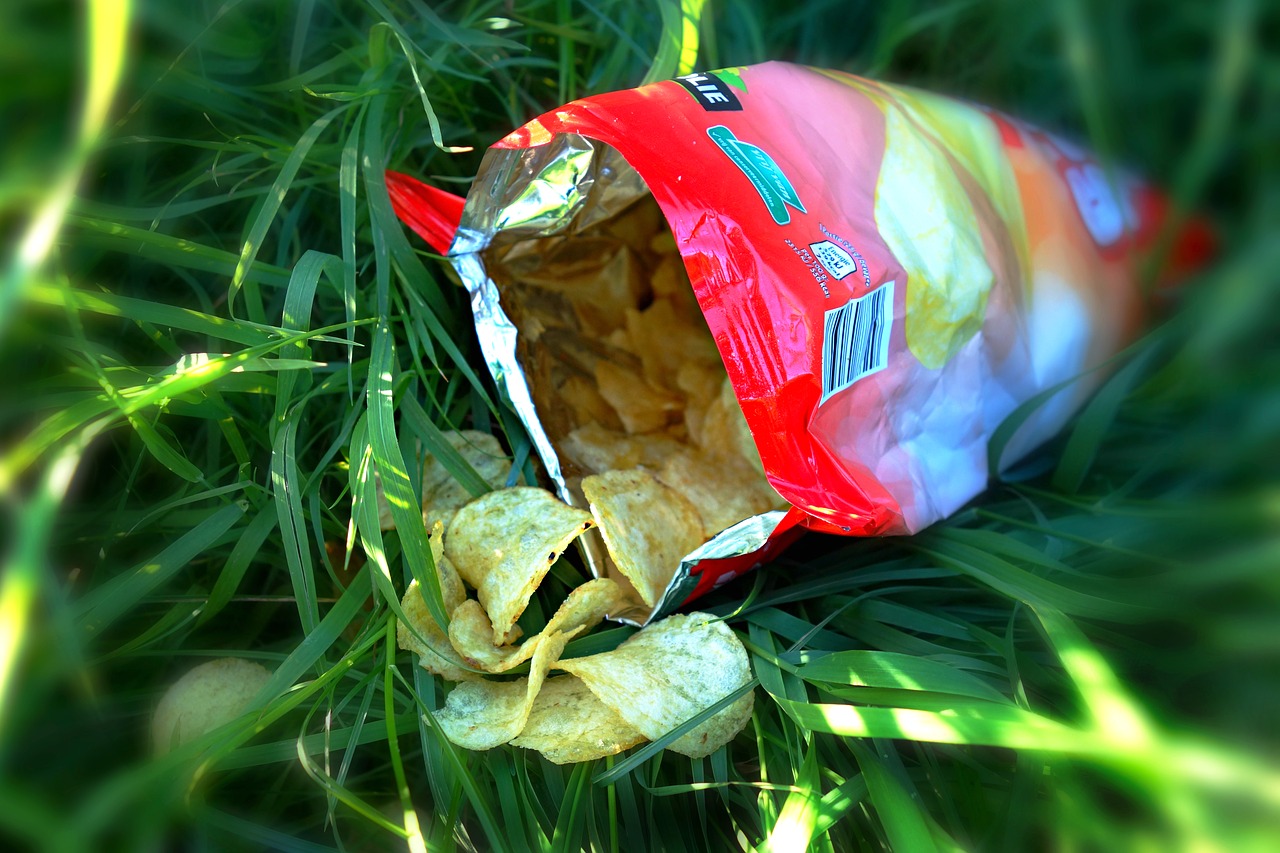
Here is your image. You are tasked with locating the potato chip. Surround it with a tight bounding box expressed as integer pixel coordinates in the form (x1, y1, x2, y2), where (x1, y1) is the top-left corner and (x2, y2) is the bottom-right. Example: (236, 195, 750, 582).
(656, 447, 779, 538)
(448, 578, 633, 673)
(378, 430, 514, 531)
(698, 378, 768, 480)
(555, 612, 754, 759)
(446, 599, 512, 671)
(560, 422, 686, 474)
(499, 237, 641, 335)
(675, 361, 724, 400)
(582, 469, 705, 608)
(674, 362, 723, 446)
(603, 327, 632, 351)
(558, 374, 623, 432)
(434, 628, 577, 751)
(426, 521, 466, 611)
(398, 579, 475, 682)
(509, 676, 647, 764)
(606, 196, 666, 253)
(594, 361, 682, 434)
(396, 545, 473, 676)
(624, 299, 719, 391)
(396, 524, 476, 681)
(152, 658, 271, 755)
(648, 228, 677, 255)
(650, 253, 693, 300)
(445, 487, 595, 644)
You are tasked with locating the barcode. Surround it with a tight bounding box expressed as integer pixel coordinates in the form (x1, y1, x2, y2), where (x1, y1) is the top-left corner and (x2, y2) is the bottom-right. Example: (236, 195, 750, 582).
(820, 282, 893, 403)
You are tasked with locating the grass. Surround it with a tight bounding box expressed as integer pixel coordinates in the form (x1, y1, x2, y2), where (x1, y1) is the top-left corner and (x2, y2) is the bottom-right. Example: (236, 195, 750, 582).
(2, 0, 1278, 850)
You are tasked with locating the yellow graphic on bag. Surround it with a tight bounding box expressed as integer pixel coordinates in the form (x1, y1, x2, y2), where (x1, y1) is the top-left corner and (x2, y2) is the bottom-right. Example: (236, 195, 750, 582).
(875, 104, 994, 370)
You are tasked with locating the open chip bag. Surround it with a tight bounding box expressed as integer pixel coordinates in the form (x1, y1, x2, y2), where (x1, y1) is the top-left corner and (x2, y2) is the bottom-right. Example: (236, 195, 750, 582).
(386, 61, 1211, 625)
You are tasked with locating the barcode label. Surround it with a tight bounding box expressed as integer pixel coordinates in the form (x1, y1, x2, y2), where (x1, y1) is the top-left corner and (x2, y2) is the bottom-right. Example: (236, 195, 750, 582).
(820, 282, 893, 403)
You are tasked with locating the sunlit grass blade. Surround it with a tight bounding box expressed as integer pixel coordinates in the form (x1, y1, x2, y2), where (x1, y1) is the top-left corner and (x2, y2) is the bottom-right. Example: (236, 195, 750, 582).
(27, 284, 287, 347)
(760, 738, 821, 853)
(0, 433, 98, 736)
(383, 617, 428, 853)
(364, 320, 447, 629)
(641, 0, 704, 85)
(0, 0, 130, 341)
(792, 650, 1009, 703)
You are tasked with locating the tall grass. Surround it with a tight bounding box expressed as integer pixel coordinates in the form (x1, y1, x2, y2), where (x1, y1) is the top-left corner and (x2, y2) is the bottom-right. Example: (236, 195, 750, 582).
(1, 0, 1277, 849)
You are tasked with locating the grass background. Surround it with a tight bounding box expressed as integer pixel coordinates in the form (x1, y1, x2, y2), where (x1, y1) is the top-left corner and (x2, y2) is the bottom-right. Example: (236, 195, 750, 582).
(1, 0, 1277, 850)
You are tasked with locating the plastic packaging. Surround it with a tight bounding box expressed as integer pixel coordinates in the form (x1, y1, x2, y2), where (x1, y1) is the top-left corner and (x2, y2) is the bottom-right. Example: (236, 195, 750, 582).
(387, 62, 1209, 622)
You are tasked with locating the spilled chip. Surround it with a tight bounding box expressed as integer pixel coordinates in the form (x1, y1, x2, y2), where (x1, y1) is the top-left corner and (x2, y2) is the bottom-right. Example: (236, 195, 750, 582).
(509, 675, 646, 764)
(448, 577, 631, 673)
(554, 612, 754, 759)
(397, 522, 476, 682)
(444, 487, 595, 644)
(433, 628, 578, 751)
(581, 468, 705, 608)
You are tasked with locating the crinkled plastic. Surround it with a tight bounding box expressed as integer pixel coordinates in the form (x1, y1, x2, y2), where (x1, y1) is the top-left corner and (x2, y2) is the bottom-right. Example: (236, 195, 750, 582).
(387, 62, 1211, 622)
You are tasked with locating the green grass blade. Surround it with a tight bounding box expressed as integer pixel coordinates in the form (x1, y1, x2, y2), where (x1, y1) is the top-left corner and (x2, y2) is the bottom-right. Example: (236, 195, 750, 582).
(364, 321, 446, 628)
(75, 501, 246, 637)
(65, 215, 293, 289)
(229, 105, 346, 319)
(199, 505, 278, 625)
(272, 416, 320, 633)
(760, 738, 821, 852)
(0, 0, 130, 341)
(641, 0, 704, 85)
(28, 284, 283, 347)
(850, 741, 941, 853)
(247, 565, 373, 709)
(384, 617, 429, 853)
(793, 650, 1009, 704)
(550, 761, 594, 853)
(913, 535, 1142, 620)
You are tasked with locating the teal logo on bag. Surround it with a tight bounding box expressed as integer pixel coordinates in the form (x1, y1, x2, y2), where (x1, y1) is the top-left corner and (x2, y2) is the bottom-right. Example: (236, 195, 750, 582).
(707, 125, 805, 225)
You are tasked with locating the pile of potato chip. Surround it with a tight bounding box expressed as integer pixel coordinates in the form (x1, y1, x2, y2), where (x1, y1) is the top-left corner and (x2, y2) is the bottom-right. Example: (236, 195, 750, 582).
(489, 197, 787, 601)
(385, 201, 785, 762)
(386, 432, 754, 762)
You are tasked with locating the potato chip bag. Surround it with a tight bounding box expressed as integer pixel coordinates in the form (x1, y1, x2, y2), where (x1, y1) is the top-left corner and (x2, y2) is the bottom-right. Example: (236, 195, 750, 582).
(387, 62, 1211, 623)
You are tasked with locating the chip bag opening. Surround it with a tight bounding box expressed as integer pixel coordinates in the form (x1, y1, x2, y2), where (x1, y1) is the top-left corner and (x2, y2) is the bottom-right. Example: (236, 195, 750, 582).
(388, 61, 1210, 624)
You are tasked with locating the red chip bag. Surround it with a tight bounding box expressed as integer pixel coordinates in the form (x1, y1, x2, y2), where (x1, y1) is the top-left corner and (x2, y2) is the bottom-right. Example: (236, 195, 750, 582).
(388, 62, 1211, 621)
